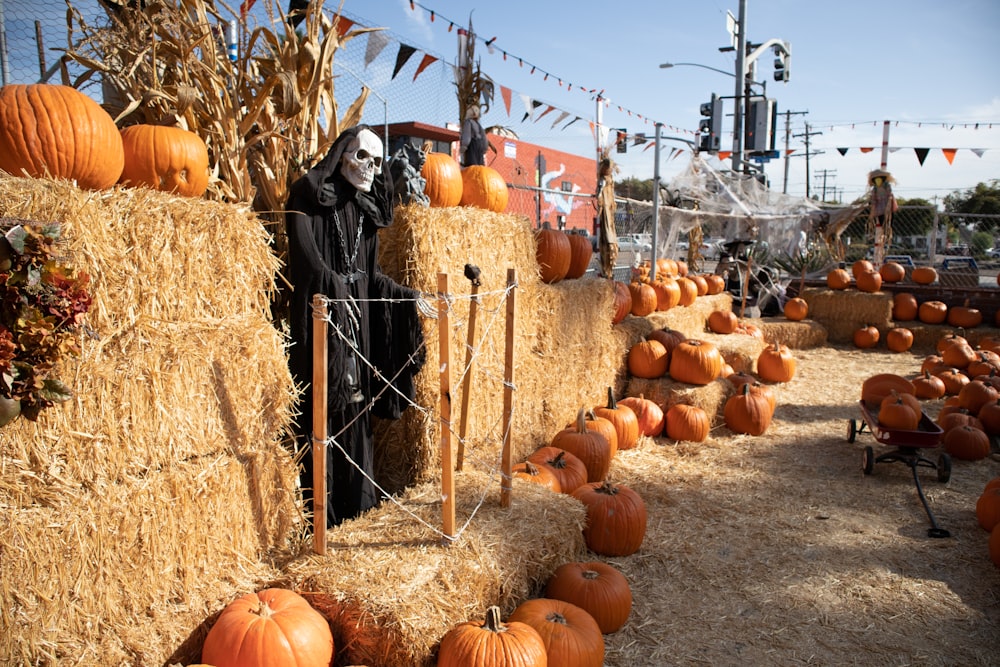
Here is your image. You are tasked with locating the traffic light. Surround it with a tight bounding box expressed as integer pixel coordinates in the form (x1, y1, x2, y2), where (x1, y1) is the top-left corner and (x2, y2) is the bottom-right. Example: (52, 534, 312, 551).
(616, 129, 628, 153)
(773, 44, 790, 82)
(698, 94, 723, 153)
(745, 97, 776, 153)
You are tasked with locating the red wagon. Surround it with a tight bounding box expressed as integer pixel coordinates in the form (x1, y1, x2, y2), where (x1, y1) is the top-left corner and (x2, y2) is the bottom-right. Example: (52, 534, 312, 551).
(847, 400, 952, 538)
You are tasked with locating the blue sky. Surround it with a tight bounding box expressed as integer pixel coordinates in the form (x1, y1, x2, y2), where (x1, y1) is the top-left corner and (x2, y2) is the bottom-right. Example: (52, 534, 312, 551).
(345, 0, 1000, 205)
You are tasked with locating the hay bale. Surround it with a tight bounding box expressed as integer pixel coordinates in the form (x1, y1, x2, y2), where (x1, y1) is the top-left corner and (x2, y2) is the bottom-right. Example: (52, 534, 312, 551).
(284, 471, 586, 667)
(759, 318, 829, 349)
(0, 176, 297, 665)
(800, 287, 892, 343)
(626, 377, 730, 420)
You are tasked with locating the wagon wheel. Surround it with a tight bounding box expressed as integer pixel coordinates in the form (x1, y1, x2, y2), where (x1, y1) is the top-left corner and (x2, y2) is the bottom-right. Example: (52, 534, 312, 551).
(847, 418, 857, 443)
(862, 446, 875, 475)
(936, 452, 952, 483)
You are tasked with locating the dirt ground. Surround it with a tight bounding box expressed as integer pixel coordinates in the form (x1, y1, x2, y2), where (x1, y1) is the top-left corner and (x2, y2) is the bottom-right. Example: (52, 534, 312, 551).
(596, 344, 1000, 667)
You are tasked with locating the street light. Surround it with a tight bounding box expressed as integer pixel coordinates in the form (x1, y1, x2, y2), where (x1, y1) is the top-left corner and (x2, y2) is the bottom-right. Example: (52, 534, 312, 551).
(659, 62, 735, 79)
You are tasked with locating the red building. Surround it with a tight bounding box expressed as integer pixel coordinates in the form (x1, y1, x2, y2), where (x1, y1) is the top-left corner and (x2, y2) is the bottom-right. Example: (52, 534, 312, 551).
(380, 122, 598, 233)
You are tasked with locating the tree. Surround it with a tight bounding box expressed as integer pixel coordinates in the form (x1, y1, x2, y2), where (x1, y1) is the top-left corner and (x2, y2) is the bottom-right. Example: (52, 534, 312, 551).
(615, 177, 654, 201)
(944, 180, 1000, 234)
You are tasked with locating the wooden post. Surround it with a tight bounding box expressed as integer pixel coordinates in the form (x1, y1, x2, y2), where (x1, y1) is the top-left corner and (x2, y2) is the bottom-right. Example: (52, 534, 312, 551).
(456, 265, 482, 471)
(438, 273, 456, 542)
(310, 294, 328, 555)
(500, 269, 517, 508)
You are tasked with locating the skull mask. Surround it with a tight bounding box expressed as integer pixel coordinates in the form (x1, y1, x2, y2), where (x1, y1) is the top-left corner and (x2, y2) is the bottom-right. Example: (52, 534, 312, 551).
(340, 128, 384, 193)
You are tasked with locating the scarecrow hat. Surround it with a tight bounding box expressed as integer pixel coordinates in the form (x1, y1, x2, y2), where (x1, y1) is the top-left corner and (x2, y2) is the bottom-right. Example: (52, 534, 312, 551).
(867, 169, 895, 186)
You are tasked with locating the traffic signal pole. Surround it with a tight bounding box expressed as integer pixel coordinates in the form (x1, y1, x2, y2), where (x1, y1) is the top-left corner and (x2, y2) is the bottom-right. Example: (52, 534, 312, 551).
(731, 0, 747, 173)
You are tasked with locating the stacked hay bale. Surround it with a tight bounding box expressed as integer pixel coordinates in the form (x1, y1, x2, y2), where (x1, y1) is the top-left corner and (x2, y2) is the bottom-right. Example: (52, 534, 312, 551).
(0, 175, 299, 664)
(800, 286, 893, 343)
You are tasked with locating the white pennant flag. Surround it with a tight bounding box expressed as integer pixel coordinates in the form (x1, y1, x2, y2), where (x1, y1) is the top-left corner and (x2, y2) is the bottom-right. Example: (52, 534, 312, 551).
(364, 32, 390, 68)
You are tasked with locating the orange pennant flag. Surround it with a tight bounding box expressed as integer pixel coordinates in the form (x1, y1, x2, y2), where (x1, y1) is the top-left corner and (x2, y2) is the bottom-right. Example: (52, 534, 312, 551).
(859, 147, 874, 153)
(942, 148, 957, 164)
(413, 54, 437, 81)
(335, 17, 355, 39)
(718, 151, 732, 161)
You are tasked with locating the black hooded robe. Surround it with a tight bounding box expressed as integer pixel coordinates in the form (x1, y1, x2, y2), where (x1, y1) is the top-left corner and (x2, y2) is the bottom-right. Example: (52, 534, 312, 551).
(285, 125, 425, 528)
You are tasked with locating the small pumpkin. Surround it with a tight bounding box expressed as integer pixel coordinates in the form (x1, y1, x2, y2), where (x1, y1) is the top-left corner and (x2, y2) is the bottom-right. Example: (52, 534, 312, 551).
(975, 487, 1000, 532)
(545, 561, 632, 634)
(852, 324, 880, 349)
(879, 261, 906, 283)
(551, 408, 613, 483)
(911, 265, 938, 285)
(459, 164, 508, 211)
(855, 269, 883, 293)
(420, 152, 463, 207)
(912, 370, 946, 400)
(611, 280, 632, 324)
(437, 606, 547, 667)
(627, 339, 669, 379)
(527, 446, 588, 495)
(892, 292, 918, 321)
(935, 367, 970, 396)
(571, 480, 647, 556)
(756, 343, 796, 383)
(958, 379, 999, 414)
(723, 382, 774, 436)
(877, 396, 920, 431)
(507, 598, 605, 667)
(783, 297, 808, 321)
(512, 460, 562, 493)
(651, 277, 681, 311)
(119, 124, 210, 197)
(664, 403, 711, 442)
(947, 301, 983, 329)
(886, 327, 914, 353)
(669, 339, 723, 386)
(826, 267, 852, 290)
(703, 273, 726, 295)
(565, 232, 594, 280)
(917, 300, 948, 324)
(628, 281, 658, 317)
(201, 588, 333, 667)
(618, 395, 665, 437)
(0, 83, 125, 190)
(675, 277, 699, 306)
(851, 259, 875, 279)
(535, 226, 572, 284)
(707, 309, 739, 334)
(942, 424, 991, 461)
(593, 387, 640, 451)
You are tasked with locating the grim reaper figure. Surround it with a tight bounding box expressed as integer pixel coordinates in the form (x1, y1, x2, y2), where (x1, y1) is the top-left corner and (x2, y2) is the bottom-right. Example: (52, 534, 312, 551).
(285, 125, 426, 528)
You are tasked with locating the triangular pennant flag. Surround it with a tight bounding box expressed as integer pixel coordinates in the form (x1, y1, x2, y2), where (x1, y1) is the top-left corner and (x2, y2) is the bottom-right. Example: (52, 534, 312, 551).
(519, 94, 533, 121)
(859, 147, 874, 153)
(335, 17, 355, 39)
(942, 148, 957, 165)
(364, 31, 390, 68)
(914, 148, 929, 165)
(535, 105, 556, 122)
(633, 133, 647, 146)
(550, 110, 570, 128)
(889, 147, 901, 153)
(785, 149, 796, 156)
(501, 86, 512, 116)
(413, 53, 437, 81)
(392, 44, 417, 79)
(972, 148, 987, 158)
(561, 116, 580, 130)
(643, 142, 655, 153)
(718, 151, 732, 161)
(837, 147, 849, 156)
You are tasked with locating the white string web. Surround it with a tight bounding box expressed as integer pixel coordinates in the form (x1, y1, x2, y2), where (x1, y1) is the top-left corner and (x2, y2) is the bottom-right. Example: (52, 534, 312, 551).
(313, 279, 518, 543)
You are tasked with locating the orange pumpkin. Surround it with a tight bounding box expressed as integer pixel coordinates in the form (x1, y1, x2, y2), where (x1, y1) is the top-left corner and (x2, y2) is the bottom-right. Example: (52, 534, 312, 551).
(459, 164, 508, 211)
(508, 598, 605, 667)
(526, 446, 588, 495)
(664, 403, 711, 442)
(947, 302, 983, 328)
(669, 339, 723, 386)
(593, 387, 640, 451)
(855, 269, 883, 293)
(571, 480, 648, 557)
(911, 265, 938, 285)
(420, 152, 463, 206)
(879, 261, 906, 283)
(437, 606, 547, 667)
(851, 259, 875, 279)
(545, 561, 632, 634)
(628, 281, 657, 317)
(580, 409, 619, 459)
(877, 396, 920, 431)
(975, 487, 1000, 532)
(627, 340, 668, 380)
(943, 424, 991, 461)
(826, 267, 852, 290)
(0, 83, 125, 190)
(783, 296, 808, 321)
(535, 226, 571, 283)
(912, 370, 946, 400)
(651, 277, 681, 311)
(618, 395, 665, 437)
(723, 382, 774, 435)
(886, 327, 914, 353)
(119, 124, 210, 197)
(647, 327, 686, 354)
(564, 233, 593, 279)
(512, 460, 562, 493)
(892, 292, 919, 321)
(861, 373, 915, 407)
(853, 324, 880, 349)
(757, 343, 796, 383)
(551, 408, 613, 483)
(957, 379, 999, 414)
(675, 277, 699, 306)
(201, 588, 333, 667)
(611, 280, 632, 324)
(707, 309, 739, 334)
(703, 273, 726, 295)
(689, 274, 709, 296)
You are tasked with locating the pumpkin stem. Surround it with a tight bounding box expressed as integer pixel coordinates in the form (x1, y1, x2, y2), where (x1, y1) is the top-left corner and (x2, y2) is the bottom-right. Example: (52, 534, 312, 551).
(550, 451, 569, 469)
(575, 406, 588, 433)
(483, 605, 507, 633)
(523, 461, 541, 476)
(606, 386, 617, 410)
(582, 569, 600, 580)
(597, 480, 618, 495)
(545, 611, 569, 625)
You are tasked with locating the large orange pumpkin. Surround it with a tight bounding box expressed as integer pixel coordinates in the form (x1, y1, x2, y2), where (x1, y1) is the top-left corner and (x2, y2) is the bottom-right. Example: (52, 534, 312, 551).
(527, 446, 588, 495)
(918, 300, 948, 325)
(879, 261, 906, 283)
(976, 487, 1000, 532)
(669, 339, 723, 386)
(618, 394, 665, 437)
(723, 383, 774, 435)
(855, 269, 883, 293)
(886, 327, 914, 353)
(201, 588, 333, 667)
(593, 387, 640, 451)
(664, 403, 711, 442)
(756, 343, 796, 383)
(420, 151, 463, 206)
(892, 292, 919, 321)
(508, 598, 605, 667)
(565, 232, 594, 279)
(535, 226, 572, 283)
(628, 281, 657, 316)
(0, 83, 125, 190)
(911, 265, 938, 285)
(437, 606, 547, 667)
(826, 267, 851, 290)
(119, 124, 210, 197)
(459, 164, 508, 211)
(571, 480, 647, 556)
(551, 408, 613, 483)
(783, 297, 808, 321)
(545, 561, 632, 634)
(512, 460, 562, 493)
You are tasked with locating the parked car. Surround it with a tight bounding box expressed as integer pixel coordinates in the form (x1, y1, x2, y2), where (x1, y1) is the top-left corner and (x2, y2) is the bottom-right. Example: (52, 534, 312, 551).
(618, 234, 652, 254)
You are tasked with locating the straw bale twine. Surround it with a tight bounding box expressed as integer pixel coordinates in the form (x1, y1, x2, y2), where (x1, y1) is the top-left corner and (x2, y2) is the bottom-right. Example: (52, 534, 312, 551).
(285, 471, 586, 667)
(374, 206, 622, 491)
(800, 286, 892, 343)
(0, 175, 298, 665)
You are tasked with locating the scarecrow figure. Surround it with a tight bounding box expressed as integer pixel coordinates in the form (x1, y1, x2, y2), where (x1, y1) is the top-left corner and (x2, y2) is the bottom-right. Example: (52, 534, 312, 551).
(285, 125, 426, 528)
(596, 155, 619, 278)
(867, 169, 897, 266)
(460, 104, 488, 167)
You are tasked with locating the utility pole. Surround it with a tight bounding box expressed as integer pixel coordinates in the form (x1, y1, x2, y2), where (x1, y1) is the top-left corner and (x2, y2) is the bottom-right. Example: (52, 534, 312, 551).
(814, 168, 837, 202)
(781, 109, 807, 194)
(793, 123, 822, 198)
(731, 0, 748, 174)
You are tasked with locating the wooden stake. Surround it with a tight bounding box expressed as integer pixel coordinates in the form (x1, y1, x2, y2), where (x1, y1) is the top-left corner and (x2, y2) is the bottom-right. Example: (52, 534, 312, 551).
(740, 255, 752, 319)
(500, 269, 517, 508)
(310, 294, 328, 555)
(456, 265, 482, 471)
(438, 273, 456, 542)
